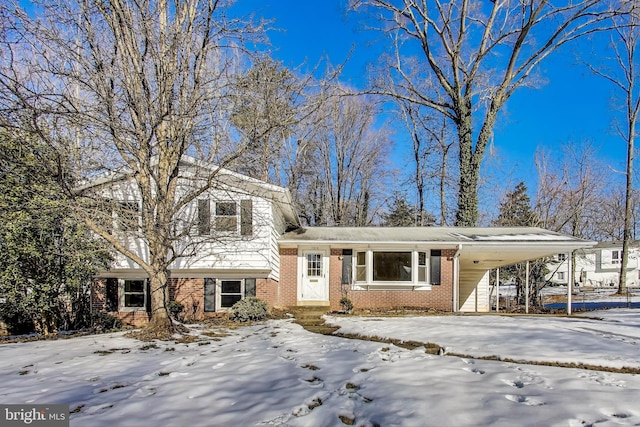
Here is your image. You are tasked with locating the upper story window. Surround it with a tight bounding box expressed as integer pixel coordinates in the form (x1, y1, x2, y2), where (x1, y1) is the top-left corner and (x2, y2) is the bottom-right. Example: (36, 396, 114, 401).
(197, 199, 253, 236)
(215, 202, 237, 232)
(557, 253, 567, 261)
(612, 250, 621, 264)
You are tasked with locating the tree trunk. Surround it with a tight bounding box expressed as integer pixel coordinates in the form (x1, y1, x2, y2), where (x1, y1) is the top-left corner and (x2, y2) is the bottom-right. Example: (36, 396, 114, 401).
(618, 121, 634, 295)
(147, 268, 172, 332)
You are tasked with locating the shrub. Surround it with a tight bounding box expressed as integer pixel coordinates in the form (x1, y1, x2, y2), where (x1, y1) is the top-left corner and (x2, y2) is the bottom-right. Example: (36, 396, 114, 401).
(231, 297, 269, 322)
(167, 301, 185, 321)
(340, 297, 354, 314)
(91, 312, 122, 332)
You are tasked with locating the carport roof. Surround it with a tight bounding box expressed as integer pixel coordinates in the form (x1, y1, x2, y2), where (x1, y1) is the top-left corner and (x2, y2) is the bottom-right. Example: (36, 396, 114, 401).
(279, 226, 591, 246)
(279, 227, 595, 269)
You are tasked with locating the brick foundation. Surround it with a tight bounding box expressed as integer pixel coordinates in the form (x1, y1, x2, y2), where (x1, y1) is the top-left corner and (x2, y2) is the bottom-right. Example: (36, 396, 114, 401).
(92, 276, 286, 327)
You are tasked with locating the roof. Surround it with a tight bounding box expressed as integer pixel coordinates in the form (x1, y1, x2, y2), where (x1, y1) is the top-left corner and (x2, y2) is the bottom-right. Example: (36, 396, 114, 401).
(280, 226, 590, 245)
(280, 226, 596, 272)
(75, 155, 300, 228)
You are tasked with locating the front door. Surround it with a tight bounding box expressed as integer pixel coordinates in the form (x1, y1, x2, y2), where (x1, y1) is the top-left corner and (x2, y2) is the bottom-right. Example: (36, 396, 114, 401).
(301, 250, 328, 301)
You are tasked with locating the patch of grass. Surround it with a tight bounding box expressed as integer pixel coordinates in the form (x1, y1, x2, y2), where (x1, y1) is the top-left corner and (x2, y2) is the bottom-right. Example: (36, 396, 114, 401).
(201, 330, 230, 339)
(94, 347, 130, 356)
(338, 415, 355, 425)
(173, 335, 199, 344)
(111, 384, 126, 390)
(301, 364, 319, 371)
(140, 343, 159, 351)
(345, 382, 359, 390)
(70, 405, 84, 414)
(447, 351, 640, 375)
(335, 332, 443, 355)
(125, 323, 191, 342)
(164, 347, 175, 352)
(158, 372, 171, 377)
(197, 341, 211, 346)
(307, 397, 323, 410)
(18, 370, 29, 375)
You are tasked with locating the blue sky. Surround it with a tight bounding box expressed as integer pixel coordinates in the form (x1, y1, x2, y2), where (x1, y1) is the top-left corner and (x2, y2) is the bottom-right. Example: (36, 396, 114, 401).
(233, 1, 628, 191)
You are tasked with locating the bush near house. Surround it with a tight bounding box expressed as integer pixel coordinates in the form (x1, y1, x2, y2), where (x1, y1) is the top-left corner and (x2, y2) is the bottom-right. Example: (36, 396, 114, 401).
(231, 297, 269, 322)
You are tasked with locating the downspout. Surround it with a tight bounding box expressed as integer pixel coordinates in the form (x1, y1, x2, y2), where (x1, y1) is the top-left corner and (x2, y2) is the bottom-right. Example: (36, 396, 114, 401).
(567, 252, 573, 315)
(453, 244, 462, 312)
(525, 260, 530, 314)
(496, 267, 500, 312)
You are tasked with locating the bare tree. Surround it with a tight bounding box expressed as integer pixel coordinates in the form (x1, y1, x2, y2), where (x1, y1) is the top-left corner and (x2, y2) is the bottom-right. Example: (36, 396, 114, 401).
(586, 2, 640, 294)
(351, 0, 614, 226)
(397, 101, 456, 225)
(296, 91, 391, 226)
(0, 0, 264, 333)
(230, 57, 311, 185)
(535, 143, 611, 240)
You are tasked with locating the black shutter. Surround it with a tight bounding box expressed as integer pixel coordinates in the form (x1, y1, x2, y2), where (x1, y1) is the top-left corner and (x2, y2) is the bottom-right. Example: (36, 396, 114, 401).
(204, 278, 216, 312)
(430, 250, 441, 285)
(197, 199, 211, 235)
(106, 278, 119, 311)
(240, 200, 253, 236)
(146, 279, 151, 312)
(342, 249, 353, 284)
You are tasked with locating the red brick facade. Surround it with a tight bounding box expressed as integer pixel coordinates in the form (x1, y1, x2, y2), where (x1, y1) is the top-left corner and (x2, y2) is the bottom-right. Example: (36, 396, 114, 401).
(92, 247, 456, 326)
(275, 248, 298, 307)
(92, 276, 280, 327)
(330, 248, 454, 312)
(277, 247, 456, 312)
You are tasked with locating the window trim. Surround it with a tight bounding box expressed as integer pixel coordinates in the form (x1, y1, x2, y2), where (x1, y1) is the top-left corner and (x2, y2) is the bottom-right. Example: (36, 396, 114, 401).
(215, 201, 238, 233)
(209, 277, 257, 311)
(612, 250, 621, 264)
(119, 278, 148, 312)
(352, 249, 435, 289)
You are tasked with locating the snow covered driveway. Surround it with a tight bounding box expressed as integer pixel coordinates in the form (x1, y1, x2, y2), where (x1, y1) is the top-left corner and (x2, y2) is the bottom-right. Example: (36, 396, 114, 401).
(0, 310, 639, 426)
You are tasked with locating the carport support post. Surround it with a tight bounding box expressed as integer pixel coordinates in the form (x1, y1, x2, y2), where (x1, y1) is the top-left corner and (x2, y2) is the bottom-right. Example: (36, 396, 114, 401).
(525, 261, 530, 314)
(567, 252, 573, 315)
(496, 267, 500, 312)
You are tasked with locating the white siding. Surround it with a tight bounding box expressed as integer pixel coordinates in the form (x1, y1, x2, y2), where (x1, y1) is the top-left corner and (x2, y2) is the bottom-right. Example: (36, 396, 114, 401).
(459, 271, 490, 312)
(97, 170, 287, 276)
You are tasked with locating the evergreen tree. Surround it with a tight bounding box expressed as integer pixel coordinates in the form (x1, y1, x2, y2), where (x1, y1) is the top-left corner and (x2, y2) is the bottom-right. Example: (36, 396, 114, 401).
(383, 194, 435, 226)
(0, 130, 111, 334)
(493, 182, 547, 308)
(494, 182, 539, 227)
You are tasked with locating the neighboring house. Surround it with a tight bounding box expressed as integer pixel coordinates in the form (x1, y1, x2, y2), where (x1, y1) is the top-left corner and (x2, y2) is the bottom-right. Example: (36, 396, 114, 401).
(546, 242, 640, 289)
(89, 162, 594, 325)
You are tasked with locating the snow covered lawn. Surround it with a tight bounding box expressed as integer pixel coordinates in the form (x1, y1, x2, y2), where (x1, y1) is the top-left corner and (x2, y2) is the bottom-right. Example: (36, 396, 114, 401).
(0, 310, 639, 427)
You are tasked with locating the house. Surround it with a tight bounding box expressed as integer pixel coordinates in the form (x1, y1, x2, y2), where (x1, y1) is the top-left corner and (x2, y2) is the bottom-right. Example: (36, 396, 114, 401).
(546, 241, 640, 289)
(89, 161, 595, 325)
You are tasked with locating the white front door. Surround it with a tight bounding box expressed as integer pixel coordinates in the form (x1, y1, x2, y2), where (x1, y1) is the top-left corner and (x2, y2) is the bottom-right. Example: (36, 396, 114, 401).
(301, 250, 328, 301)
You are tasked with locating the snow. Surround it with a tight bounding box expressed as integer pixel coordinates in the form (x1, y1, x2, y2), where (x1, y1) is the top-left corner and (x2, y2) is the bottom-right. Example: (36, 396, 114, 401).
(0, 310, 639, 427)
